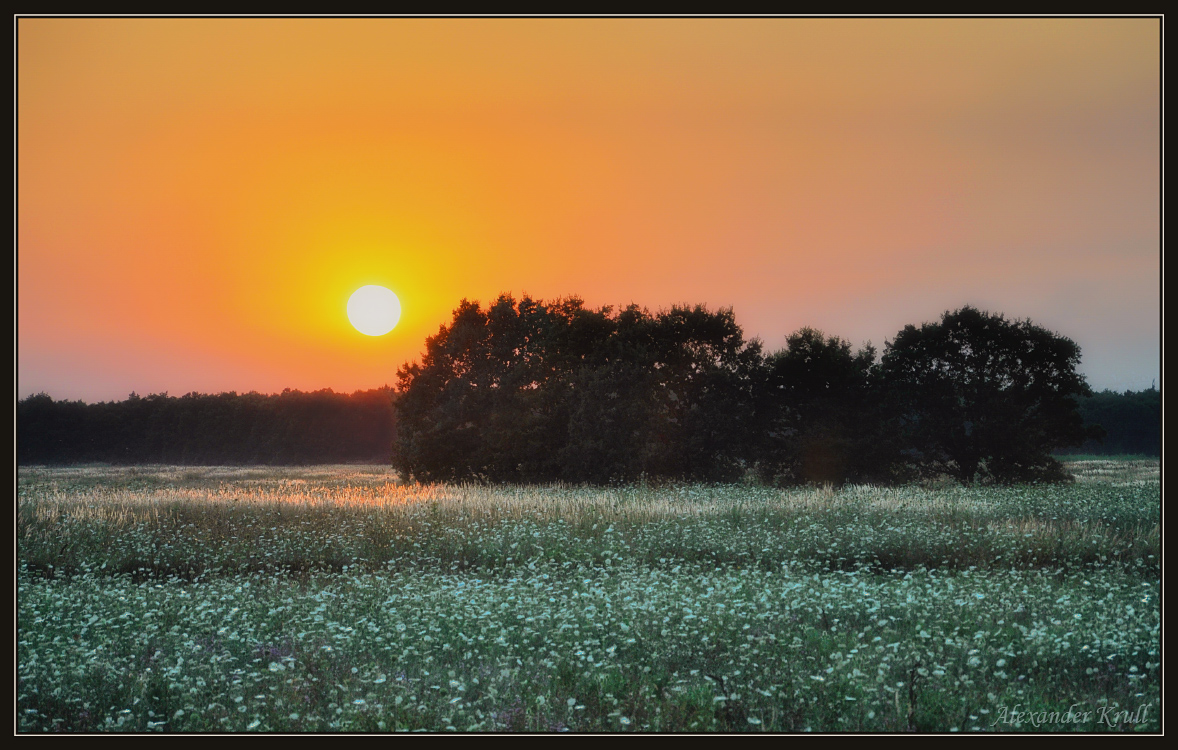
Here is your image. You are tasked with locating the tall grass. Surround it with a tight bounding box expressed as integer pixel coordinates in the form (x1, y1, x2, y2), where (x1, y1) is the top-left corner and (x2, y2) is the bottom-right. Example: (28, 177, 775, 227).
(18, 465, 1159, 579)
(17, 461, 1160, 732)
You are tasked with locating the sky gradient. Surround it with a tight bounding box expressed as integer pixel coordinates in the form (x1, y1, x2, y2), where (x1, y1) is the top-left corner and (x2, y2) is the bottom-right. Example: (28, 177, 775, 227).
(18, 18, 1161, 402)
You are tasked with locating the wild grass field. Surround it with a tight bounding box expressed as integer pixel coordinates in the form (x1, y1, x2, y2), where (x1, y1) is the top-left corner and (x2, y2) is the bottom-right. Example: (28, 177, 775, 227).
(17, 460, 1160, 732)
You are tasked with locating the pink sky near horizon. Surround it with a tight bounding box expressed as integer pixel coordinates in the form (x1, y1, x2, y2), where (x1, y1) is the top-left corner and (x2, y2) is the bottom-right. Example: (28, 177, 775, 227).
(18, 18, 1160, 402)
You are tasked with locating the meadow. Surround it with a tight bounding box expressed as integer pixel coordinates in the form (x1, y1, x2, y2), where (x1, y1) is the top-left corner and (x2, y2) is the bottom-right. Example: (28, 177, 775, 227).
(17, 460, 1160, 732)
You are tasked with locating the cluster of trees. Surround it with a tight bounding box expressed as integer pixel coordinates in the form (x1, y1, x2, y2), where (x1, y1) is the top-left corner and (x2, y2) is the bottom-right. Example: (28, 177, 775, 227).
(18, 299, 1153, 478)
(1060, 387, 1161, 456)
(17, 388, 396, 465)
(393, 296, 1106, 485)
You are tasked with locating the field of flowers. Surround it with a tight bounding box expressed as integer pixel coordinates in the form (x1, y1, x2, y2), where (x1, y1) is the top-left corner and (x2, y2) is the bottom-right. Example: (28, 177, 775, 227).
(17, 461, 1160, 732)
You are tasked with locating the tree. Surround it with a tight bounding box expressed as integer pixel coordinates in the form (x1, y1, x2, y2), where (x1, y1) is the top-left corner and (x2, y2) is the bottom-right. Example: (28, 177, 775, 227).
(392, 294, 763, 483)
(879, 306, 1097, 482)
(754, 328, 884, 485)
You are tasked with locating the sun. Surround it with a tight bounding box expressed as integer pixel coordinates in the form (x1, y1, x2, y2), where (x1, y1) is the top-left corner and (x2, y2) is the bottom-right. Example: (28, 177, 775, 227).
(347, 285, 401, 336)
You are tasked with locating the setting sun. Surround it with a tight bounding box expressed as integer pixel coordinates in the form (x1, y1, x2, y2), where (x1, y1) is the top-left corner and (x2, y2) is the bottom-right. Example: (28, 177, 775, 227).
(347, 285, 401, 336)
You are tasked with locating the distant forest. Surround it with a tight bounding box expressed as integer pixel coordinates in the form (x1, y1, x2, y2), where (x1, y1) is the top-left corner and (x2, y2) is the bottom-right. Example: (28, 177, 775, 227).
(1059, 387, 1161, 457)
(16, 388, 396, 465)
(16, 323, 1159, 476)
(15, 388, 1158, 470)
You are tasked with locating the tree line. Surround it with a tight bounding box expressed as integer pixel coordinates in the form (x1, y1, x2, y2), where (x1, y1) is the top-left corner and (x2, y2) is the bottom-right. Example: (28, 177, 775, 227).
(17, 300, 1157, 476)
(1059, 387, 1160, 456)
(17, 388, 396, 465)
(392, 295, 1130, 485)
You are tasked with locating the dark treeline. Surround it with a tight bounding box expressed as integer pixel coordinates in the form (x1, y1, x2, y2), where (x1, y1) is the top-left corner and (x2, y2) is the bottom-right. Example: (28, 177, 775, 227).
(17, 300, 1155, 476)
(393, 295, 1116, 485)
(1059, 388, 1161, 456)
(17, 388, 396, 465)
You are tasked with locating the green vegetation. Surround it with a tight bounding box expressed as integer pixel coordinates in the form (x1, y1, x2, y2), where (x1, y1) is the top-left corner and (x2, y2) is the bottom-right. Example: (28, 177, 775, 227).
(18, 462, 1159, 732)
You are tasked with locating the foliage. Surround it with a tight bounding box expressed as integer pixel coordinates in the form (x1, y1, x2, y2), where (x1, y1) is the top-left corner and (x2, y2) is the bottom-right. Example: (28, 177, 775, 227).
(397, 298, 1106, 486)
(752, 328, 893, 485)
(393, 295, 762, 483)
(879, 307, 1098, 483)
(1060, 388, 1160, 457)
(17, 389, 397, 465)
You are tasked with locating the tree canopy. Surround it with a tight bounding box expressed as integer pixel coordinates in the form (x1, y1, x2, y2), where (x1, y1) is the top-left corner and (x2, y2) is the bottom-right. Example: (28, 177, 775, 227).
(394, 298, 1100, 485)
(393, 294, 761, 483)
(751, 328, 883, 485)
(879, 306, 1098, 482)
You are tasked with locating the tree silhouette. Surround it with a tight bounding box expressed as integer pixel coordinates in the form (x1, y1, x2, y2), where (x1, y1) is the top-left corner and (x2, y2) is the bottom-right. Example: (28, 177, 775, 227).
(1065, 388, 1157, 456)
(879, 306, 1097, 482)
(17, 389, 397, 465)
(21, 297, 1120, 486)
(757, 328, 881, 485)
(392, 294, 762, 483)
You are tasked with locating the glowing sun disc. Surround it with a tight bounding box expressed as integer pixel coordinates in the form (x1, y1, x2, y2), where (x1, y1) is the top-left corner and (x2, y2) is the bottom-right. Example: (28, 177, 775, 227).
(347, 285, 401, 336)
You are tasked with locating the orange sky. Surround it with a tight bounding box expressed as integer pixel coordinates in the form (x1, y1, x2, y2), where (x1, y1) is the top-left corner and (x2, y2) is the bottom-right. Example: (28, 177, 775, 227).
(18, 18, 1160, 401)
